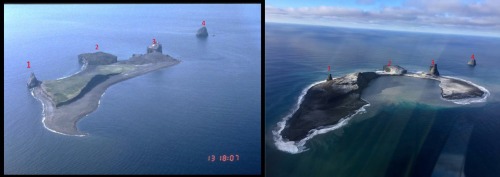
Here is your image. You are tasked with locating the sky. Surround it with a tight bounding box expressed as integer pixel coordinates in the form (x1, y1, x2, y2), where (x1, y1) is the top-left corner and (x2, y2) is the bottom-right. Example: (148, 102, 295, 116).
(265, 0, 500, 37)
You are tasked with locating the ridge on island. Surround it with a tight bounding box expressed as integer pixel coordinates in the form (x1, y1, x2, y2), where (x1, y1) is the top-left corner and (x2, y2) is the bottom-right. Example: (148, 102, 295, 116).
(279, 65, 487, 142)
(78, 51, 117, 65)
(29, 42, 180, 136)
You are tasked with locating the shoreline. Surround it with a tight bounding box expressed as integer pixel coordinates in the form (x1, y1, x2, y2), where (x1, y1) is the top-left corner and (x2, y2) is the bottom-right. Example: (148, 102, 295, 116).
(32, 58, 180, 136)
(275, 71, 489, 154)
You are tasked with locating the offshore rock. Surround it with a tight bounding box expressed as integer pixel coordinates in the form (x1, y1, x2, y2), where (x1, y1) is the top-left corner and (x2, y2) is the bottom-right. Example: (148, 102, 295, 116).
(196, 26, 209, 38)
(147, 43, 163, 54)
(468, 59, 476, 66)
(429, 64, 440, 76)
(383, 65, 407, 75)
(27, 72, 41, 89)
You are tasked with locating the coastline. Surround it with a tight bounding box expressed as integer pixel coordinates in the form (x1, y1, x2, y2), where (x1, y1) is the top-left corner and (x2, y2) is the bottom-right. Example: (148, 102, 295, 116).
(32, 58, 180, 136)
(275, 71, 489, 154)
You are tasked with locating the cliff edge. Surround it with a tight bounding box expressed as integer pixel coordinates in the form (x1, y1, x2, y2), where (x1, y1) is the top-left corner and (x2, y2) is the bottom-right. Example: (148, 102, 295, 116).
(78, 52, 117, 65)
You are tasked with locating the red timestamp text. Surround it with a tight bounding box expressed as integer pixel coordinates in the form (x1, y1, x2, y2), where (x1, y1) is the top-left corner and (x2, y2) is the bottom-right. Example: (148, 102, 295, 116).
(208, 154, 239, 162)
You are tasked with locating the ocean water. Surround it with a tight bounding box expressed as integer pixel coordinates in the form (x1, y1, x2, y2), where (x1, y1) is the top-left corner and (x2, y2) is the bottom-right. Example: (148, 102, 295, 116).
(265, 23, 500, 177)
(4, 4, 261, 174)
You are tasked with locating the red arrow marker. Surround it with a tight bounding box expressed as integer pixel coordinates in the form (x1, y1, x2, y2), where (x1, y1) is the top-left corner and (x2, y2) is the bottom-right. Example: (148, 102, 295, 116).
(388, 59, 392, 66)
(27, 61, 30, 68)
(432, 59, 435, 66)
(153, 38, 156, 44)
(471, 53, 475, 60)
(96, 44, 99, 50)
(202, 20, 206, 26)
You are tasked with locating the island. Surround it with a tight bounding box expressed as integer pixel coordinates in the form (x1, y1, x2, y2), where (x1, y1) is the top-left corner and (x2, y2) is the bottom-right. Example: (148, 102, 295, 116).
(468, 54, 476, 66)
(280, 64, 488, 142)
(196, 26, 208, 38)
(28, 42, 180, 136)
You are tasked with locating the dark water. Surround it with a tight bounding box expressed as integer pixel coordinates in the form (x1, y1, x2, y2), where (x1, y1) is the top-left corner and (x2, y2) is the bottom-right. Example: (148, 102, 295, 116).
(265, 23, 500, 177)
(4, 4, 261, 174)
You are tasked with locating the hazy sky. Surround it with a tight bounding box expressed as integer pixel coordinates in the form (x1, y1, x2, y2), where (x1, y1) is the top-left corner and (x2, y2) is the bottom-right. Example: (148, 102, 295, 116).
(266, 0, 500, 37)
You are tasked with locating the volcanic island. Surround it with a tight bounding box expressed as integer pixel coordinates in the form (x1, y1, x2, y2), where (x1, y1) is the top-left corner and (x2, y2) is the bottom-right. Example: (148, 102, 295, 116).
(280, 62, 489, 142)
(28, 42, 180, 136)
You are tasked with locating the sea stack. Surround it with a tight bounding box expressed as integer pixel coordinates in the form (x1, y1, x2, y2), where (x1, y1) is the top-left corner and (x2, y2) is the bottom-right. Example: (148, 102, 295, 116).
(147, 43, 163, 54)
(468, 54, 476, 66)
(429, 64, 440, 76)
(326, 73, 333, 81)
(383, 65, 407, 75)
(27, 72, 41, 89)
(196, 26, 208, 38)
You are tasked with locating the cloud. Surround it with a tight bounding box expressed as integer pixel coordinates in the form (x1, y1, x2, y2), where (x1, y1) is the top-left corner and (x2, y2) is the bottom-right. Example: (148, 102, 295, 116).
(356, 0, 375, 5)
(266, 0, 500, 36)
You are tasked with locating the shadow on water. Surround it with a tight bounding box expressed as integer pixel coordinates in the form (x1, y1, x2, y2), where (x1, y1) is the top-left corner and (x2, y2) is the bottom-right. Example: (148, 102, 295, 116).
(383, 103, 500, 177)
(463, 103, 500, 177)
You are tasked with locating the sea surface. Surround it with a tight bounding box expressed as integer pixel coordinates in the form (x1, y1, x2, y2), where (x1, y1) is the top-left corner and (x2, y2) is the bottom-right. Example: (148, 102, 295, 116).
(265, 23, 500, 177)
(4, 4, 261, 174)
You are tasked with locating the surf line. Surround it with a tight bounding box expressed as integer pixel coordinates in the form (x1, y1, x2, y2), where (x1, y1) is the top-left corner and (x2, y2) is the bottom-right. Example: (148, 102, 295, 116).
(439, 76, 490, 105)
(273, 73, 490, 154)
(31, 88, 87, 137)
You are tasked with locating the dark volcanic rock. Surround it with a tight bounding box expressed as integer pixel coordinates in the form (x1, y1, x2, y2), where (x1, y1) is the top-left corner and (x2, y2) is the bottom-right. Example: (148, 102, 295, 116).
(326, 73, 333, 81)
(429, 64, 440, 76)
(78, 52, 117, 65)
(281, 72, 379, 141)
(147, 43, 163, 54)
(27, 72, 41, 89)
(383, 65, 407, 75)
(196, 26, 208, 38)
(468, 59, 476, 66)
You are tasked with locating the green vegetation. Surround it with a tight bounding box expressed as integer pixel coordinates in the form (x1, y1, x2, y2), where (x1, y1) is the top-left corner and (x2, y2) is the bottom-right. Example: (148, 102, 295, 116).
(42, 64, 136, 106)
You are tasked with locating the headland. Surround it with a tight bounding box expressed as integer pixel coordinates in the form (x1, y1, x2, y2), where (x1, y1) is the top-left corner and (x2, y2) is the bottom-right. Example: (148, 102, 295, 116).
(276, 64, 489, 152)
(29, 43, 180, 136)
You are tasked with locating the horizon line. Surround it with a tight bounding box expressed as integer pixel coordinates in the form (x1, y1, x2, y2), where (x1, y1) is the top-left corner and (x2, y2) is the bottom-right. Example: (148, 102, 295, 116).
(265, 21, 500, 39)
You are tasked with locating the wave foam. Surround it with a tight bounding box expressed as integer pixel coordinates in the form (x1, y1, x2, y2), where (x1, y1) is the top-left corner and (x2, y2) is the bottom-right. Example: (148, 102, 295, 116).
(273, 80, 370, 154)
(272, 73, 489, 154)
(31, 89, 86, 137)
